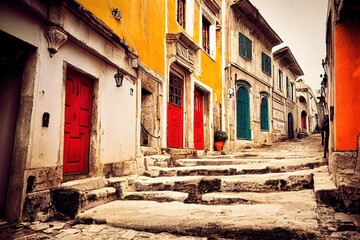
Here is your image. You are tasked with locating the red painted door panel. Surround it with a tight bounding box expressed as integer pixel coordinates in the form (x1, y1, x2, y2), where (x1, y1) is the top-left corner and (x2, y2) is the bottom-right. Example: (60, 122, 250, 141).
(194, 89, 204, 150)
(301, 112, 307, 131)
(167, 73, 183, 148)
(63, 70, 92, 174)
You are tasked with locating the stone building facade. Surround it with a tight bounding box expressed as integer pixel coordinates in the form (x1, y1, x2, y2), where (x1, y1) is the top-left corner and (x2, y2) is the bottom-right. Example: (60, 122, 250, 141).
(324, 0, 360, 213)
(223, 0, 307, 150)
(272, 47, 303, 141)
(224, 0, 282, 150)
(296, 79, 319, 134)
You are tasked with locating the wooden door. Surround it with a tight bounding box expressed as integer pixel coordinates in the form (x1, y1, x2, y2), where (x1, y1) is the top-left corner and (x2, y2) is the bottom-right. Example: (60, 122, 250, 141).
(288, 113, 294, 139)
(167, 73, 183, 148)
(63, 70, 92, 174)
(237, 87, 251, 139)
(194, 89, 204, 150)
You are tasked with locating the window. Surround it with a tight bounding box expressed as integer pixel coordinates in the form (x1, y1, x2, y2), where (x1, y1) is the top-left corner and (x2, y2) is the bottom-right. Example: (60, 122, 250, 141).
(177, 0, 186, 28)
(260, 98, 269, 131)
(286, 77, 290, 98)
(202, 16, 210, 54)
(278, 70, 283, 90)
(262, 52, 271, 76)
(290, 82, 294, 101)
(239, 33, 252, 60)
(169, 73, 183, 107)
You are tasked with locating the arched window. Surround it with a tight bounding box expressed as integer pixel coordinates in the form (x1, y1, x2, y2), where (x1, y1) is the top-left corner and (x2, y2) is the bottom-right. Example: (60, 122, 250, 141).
(260, 98, 269, 131)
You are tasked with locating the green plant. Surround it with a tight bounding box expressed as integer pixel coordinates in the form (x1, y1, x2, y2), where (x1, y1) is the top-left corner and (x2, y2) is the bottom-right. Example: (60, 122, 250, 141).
(214, 131, 228, 141)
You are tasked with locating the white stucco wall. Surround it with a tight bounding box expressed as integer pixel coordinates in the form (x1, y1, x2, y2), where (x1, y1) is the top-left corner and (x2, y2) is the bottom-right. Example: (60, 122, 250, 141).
(0, 3, 137, 170)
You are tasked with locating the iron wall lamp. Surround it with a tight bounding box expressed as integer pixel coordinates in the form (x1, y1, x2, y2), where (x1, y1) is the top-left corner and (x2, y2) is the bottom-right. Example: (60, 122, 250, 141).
(114, 70, 124, 87)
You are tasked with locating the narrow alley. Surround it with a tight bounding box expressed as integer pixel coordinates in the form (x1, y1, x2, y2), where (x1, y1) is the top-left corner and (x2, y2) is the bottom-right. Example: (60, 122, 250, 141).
(2, 134, 359, 239)
(1, 0, 360, 239)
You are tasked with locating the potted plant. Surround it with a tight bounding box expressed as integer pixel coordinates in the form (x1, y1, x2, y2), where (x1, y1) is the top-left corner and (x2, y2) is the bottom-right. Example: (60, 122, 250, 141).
(214, 131, 228, 151)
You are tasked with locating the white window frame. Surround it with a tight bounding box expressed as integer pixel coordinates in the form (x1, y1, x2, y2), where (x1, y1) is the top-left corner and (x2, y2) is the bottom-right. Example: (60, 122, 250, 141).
(199, 7, 216, 59)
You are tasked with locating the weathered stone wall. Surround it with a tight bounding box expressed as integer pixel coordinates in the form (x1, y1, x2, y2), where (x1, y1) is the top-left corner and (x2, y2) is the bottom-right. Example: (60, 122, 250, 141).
(328, 133, 360, 213)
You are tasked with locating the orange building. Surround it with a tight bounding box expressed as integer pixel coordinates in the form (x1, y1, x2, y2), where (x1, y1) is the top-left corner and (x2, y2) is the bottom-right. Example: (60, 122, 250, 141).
(325, 0, 360, 213)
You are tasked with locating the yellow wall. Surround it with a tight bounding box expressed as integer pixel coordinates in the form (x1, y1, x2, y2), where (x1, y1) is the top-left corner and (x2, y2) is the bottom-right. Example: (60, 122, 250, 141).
(77, 0, 166, 76)
(78, 0, 222, 103)
(168, 0, 222, 103)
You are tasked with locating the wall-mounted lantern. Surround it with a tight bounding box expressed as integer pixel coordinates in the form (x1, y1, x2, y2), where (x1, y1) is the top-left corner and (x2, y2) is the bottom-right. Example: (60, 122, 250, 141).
(114, 70, 124, 87)
(227, 88, 234, 98)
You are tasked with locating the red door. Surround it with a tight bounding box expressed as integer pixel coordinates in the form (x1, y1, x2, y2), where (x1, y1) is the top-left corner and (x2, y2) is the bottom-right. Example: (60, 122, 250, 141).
(63, 70, 92, 174)
(194, 89, 204, 150)
(301, 111, 307, 131)
(167, 73, 183, 148)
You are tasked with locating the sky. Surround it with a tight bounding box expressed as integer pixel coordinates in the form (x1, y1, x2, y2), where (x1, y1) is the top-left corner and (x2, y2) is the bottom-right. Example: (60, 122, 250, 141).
(250, 0, 328, 91)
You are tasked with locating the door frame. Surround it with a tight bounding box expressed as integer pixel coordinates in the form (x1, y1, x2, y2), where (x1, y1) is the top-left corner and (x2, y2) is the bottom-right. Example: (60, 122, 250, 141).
(236, 86, 251, 140)
(2, 33, 36, 221)
(194, 88, 205, 150)
(62, 64, 98, 178)
(193, 79, 213, 151)
(167, 68, 185, 148)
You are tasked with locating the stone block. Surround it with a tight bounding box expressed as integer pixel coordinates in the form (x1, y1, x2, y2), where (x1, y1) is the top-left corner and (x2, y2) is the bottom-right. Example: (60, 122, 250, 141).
(61, 177, 107, 191)
(103, 161, 137, 178)
(25, 167, 62, 192)
(22, 190, 54, 222)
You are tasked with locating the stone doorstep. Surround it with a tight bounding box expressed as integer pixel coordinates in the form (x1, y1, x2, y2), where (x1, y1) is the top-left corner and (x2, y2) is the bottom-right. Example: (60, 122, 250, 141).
(61, 176, 108, 191)
(134, 170, 314, 193)
(76, 200, 318, 239)
(122, 191, 189, 203)
(156, 158, 325, 177)
(51, 186, 118, 219)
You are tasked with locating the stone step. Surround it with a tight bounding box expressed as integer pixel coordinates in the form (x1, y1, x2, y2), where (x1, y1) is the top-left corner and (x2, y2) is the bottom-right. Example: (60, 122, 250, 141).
(202, 189, 316, 205)
(313, 166, 338, 207)
(76, 200, 318, 239)
(176, 158, 269, 166)
(157, 157, 325, 177)
(51, 187, 117, 219)
(203, 152, 317, 160)
(122, 191, 189, 203)
(60, 177, 108, 191)
(221, 169, 314, 192)
(134, 169, 314, 194)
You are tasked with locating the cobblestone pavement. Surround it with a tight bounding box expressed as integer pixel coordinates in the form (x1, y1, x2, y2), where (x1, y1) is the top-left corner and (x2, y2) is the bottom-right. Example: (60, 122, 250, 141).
(0, 221, 209, 240)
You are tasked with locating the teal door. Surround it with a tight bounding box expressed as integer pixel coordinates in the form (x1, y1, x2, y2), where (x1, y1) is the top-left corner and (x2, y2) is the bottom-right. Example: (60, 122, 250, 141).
(237, 87, 251, 139)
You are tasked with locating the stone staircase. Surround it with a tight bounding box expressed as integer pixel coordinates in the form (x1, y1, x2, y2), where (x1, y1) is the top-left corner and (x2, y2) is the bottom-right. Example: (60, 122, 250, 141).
(67, 147, 340, 239)
(49, 134, 358, 239)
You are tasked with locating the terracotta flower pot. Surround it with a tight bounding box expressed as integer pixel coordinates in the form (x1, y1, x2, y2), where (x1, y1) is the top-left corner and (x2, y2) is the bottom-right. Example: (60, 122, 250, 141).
(214, 140, 225, 151)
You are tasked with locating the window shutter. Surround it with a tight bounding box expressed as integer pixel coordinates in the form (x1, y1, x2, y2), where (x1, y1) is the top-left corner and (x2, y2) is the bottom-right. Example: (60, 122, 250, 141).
(247, 38, 252, 60)
(239, 33, 245, 56)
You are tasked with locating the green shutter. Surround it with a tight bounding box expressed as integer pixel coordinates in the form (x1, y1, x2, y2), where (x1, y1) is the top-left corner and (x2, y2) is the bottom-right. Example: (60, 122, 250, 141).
(247, 38, 252, 60)
(239, 33, 245, 56)
(239, 33, 252, 60)
(262, 53, 271, 76)
(261, 98, 269, 131)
